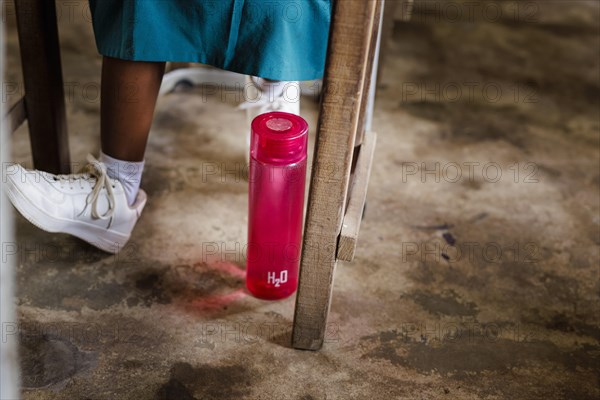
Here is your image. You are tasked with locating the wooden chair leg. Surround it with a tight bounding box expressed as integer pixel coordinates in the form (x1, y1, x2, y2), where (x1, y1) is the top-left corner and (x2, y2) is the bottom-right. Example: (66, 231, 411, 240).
(292, 0, 382, 350)
(15, 0, 70, 174)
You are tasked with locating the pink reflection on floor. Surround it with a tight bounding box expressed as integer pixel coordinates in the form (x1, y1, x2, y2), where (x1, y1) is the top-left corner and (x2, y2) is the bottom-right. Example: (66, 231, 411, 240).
(177, 257, 249, 315)
(209, 260, 246, 280)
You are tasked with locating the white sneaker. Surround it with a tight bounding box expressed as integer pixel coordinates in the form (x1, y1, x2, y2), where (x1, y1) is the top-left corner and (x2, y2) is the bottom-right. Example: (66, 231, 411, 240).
(239, 76, 301, 161)
(3, 154, 146, 254)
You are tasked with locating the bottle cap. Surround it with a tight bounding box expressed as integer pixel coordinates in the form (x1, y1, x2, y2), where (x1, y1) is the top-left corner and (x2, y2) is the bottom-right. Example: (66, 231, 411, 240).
(251, 112, 309, 165)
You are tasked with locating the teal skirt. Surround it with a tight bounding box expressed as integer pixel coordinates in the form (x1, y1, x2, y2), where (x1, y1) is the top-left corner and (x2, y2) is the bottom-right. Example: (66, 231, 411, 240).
(89, 0, 332, 81)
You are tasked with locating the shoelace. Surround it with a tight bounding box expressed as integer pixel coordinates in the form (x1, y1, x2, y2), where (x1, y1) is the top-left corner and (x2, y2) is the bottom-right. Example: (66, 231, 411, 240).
(53, 154, 116, 222)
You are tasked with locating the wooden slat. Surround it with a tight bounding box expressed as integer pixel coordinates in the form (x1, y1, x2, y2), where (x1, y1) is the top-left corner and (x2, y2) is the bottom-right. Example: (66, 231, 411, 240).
(15, 0, 70, 174)
(3, 97, 27, 134)
(292, 0, 381, 351)
(355, 0, 384, 146)
(337, 131, 378, 262)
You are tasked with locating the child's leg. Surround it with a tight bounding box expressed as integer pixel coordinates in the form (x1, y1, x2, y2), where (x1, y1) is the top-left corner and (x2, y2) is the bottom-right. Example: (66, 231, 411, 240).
(100, 57, 165, 162)
(4, 57, 166, 253)
(98, 57, 165, 205)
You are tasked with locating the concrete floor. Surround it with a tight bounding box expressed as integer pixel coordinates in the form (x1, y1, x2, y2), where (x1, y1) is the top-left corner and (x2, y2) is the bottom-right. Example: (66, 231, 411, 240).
(3, 1, 599, 399)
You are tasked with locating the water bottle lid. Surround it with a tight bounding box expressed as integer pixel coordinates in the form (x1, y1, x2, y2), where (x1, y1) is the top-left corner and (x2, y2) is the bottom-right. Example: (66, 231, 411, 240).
(251, 112, 308, 165)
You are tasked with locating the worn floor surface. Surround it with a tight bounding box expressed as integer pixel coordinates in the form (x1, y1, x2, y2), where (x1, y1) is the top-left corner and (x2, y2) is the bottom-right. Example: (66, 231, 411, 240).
(3, 1, 599, 399)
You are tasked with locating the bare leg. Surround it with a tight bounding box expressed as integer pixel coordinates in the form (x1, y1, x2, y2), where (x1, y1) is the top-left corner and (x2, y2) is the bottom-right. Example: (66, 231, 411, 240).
(100, 57, 166, 162)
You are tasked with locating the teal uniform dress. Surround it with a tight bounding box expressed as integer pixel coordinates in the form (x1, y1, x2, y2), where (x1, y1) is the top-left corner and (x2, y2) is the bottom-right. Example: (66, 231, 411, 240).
(89, 0, 332, 81)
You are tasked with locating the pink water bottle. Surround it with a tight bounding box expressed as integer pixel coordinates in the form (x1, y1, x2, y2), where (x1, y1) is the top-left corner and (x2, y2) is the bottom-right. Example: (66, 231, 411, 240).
(247, 112, 308, 300)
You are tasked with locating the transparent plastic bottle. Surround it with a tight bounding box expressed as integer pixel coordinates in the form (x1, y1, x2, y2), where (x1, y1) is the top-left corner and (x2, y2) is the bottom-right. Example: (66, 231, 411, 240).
(246, 112, 308, 300)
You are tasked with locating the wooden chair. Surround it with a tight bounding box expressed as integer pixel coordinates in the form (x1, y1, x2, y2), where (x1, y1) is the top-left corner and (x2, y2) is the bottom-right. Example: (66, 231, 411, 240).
(4, 0, 412, 351)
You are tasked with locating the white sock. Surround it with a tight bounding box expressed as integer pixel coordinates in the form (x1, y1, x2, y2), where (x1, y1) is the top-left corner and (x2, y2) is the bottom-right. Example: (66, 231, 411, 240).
(99, 151, 145, 206)
(251, 76, 287, 101)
